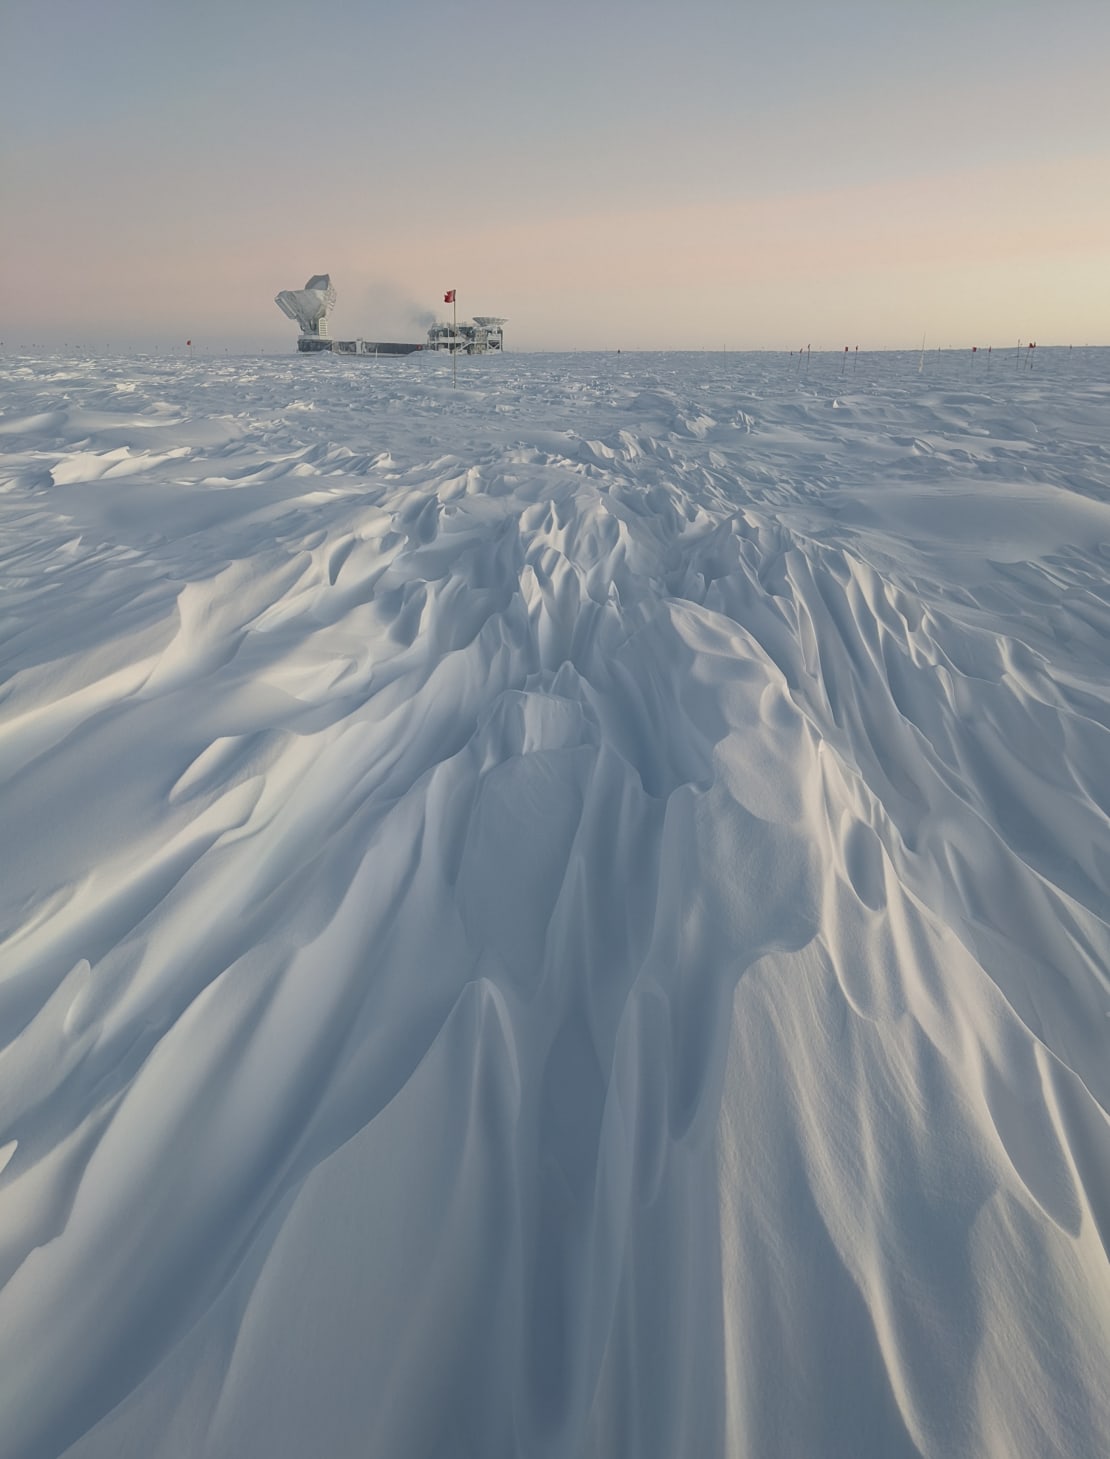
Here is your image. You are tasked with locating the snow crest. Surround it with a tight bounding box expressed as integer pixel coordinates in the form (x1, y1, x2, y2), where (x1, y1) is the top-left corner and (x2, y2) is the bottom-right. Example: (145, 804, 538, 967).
(1, 351, 1109, 1459)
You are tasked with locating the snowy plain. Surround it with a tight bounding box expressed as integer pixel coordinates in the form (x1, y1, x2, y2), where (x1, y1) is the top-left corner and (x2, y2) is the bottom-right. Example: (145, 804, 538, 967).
(1, 346, 1109, 1459)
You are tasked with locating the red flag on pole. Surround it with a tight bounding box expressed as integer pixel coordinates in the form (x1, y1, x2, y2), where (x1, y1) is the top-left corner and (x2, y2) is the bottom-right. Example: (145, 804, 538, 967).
(444, 290, 455, 303)
(186, 340, 191, 346)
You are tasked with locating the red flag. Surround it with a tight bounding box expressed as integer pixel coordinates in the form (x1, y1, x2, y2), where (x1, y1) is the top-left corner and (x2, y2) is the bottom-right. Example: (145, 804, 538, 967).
(444, 290, 455, 304)
(186, 340, 191, 346)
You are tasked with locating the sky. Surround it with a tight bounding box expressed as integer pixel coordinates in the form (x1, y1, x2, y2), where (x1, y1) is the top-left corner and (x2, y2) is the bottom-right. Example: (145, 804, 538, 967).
(2, 0, 1108, 352)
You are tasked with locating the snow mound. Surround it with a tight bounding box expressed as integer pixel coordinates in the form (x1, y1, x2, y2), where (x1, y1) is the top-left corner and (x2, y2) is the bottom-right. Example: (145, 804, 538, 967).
(1, 349, 1109, 1459)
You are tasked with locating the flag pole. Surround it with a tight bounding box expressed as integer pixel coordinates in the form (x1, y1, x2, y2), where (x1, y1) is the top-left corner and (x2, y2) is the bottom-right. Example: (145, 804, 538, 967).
(453, 290, 457, 389)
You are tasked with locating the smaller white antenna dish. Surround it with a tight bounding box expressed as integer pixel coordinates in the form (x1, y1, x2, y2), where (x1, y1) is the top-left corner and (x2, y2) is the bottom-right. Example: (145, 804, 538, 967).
(275, 274, 337, 337)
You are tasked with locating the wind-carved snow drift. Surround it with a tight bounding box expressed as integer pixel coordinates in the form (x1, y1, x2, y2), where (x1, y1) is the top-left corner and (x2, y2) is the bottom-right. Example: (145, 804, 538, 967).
(0, 351, 1108, 1459)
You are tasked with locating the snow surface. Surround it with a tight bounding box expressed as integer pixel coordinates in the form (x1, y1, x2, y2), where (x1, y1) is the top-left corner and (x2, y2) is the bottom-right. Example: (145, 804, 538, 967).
(1, 348, 1109, 1459)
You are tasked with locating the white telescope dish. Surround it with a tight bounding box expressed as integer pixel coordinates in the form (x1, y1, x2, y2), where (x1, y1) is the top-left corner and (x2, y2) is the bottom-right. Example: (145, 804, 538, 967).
(275, 274, 337, 337)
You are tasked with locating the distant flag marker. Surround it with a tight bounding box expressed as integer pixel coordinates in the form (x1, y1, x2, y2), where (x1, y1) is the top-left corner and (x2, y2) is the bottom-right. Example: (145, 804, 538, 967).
(445, 290, 458, 386)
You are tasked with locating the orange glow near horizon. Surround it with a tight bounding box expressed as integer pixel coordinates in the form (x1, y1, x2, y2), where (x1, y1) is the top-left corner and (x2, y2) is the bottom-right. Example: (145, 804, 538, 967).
(4, 3, 1108, 351)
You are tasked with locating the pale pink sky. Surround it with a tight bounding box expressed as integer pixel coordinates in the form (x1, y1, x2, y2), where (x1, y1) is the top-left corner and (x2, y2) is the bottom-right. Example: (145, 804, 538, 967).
(3, 0, 1108, 350)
